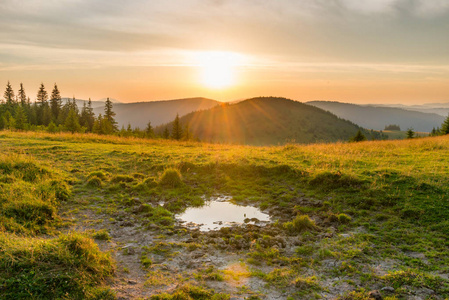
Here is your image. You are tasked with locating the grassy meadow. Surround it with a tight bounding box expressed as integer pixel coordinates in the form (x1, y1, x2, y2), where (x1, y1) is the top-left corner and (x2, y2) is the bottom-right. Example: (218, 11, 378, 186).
(1, 131, 448, 299)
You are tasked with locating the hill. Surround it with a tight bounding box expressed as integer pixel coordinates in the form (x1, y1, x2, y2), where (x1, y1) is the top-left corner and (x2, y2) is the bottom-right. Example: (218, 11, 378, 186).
(372, 102, 449, 117)
(307, 101, 445, 132)
(92, 97, 219, 129)
(157, 97, 378, 145)
(1, 131, 449, 299)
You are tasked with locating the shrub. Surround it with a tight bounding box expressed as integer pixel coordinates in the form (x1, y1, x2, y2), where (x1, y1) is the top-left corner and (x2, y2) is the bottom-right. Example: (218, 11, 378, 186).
(143, 177, 158, 187)
(87, 176, 102, 187)
(92, 229, 111, 241)
(87, 171, 109, 181)
(159, 168, 183, 188)
(283, 215, 316, 234)
(51, 180, 71, 201)
(337, 213, 352, 224)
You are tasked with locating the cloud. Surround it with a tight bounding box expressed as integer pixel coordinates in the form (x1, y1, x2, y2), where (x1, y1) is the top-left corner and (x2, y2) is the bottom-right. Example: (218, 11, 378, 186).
(0, 0, 448, 69)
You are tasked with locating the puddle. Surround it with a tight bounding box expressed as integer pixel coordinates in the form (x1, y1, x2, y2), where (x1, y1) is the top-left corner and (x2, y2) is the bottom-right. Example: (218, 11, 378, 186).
(177, 196, 271, 231)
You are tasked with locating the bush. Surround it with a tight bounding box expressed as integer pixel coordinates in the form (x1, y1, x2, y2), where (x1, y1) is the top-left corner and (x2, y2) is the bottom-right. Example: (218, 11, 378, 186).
(92, 229, 111, 241)
(159, 168, 183, 188)
(87, 171, 109, 181)
(87, 176, 102, 187)
(283, 215, 316, 234)
(51, 180, 71, 201)
(337, 213, 352, 224)
(143, 177, 158, 187)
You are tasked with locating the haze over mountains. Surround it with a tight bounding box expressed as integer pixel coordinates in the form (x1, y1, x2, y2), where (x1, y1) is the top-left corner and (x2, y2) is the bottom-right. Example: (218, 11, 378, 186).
(91, 97, 219, 128)
(156, 97, 379, 146)
(308, 101, 445, 132)
(371, 102, 449, 117)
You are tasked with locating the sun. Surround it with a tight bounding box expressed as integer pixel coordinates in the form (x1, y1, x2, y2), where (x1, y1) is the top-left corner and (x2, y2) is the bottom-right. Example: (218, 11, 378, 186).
(195, 51, 243, 89)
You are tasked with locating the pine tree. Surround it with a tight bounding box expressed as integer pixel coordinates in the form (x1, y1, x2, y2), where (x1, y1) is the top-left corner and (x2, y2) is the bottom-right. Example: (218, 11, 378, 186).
(440, 114, 449, 135)
(183, 124, 192, 141)
(80, 98, 95, 132)
(50, 84, 62, 122)
(104, 98, 117, 131)
(18, 83, 27, 107)
(36, 83, 48, 105)
(171, 113, 183, 140)
(4, 81, 15, 113)
(36, 83, 49, 125)
(64, 108, 81, 133)
(14, 105, 27, 130)
(406, 128, 415, 139)
(145, 121, 154, 138)
(350, 130, 367, 142)
(2, 111, 13, 130)
(163, 127, 170, 139)
(92, 114, 103, 134)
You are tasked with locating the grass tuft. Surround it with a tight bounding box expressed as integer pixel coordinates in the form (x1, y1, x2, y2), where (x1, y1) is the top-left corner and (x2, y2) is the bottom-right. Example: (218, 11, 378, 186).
(159, 168, 183, 188)
(284, 215, 316, 234)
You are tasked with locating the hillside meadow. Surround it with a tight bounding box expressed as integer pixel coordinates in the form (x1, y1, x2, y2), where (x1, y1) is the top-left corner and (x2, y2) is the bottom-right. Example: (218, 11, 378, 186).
(0, 131, 448, 299)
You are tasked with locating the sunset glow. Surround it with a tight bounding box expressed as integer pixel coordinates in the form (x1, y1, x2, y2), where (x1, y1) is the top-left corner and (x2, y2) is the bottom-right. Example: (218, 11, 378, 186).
(195, 52, 243, 89)
(0, 1, 448, 103)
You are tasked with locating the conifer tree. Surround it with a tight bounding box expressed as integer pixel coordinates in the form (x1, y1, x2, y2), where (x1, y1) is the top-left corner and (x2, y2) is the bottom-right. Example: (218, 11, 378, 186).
(80, 98, 95, 132)
(64, 108, 81, 133)
(4, 81, 15, 113)
(171, 113, 183, 140)
(406, 128, 415, 139)
(183, 124, 192, 141)
(92, 114, 103, 134)
(36, 83, 48, 105)
(145, 121, 154, 138)
(18, 83, 27, 107)
(2, 111, 13, 130)
(350, 130, 367, 142)
(36, 83, 49, 125)
(14, 105, 27, 130)
(50, 84, 62, 122)
(163, 127, 170, 139)
(440, 114, 449, 135)
(104, 98, 117, 131)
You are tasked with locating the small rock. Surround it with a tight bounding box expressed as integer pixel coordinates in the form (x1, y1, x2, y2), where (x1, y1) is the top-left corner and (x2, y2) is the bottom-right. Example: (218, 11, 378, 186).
(128, 279, 138, 285)
(381, 286, 394, 293)
(368, 290, 382, 300)
(419, 287, 435, 295)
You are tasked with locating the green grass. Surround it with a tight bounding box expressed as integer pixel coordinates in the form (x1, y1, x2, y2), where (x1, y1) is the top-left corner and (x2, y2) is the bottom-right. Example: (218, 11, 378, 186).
(0, 232, 115, 299)
(1, 131, 449, 298)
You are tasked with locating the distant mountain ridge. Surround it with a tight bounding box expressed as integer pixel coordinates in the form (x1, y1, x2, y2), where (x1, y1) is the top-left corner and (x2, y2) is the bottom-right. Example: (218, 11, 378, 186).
(156, 97, 378, 146)
(307, 101, 444, 132)
(92, 97, 220, 128)
(369, 103, 449, 117)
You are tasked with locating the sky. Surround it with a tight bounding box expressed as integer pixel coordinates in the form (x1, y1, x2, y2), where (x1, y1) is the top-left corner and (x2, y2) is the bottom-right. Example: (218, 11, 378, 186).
(1, 0, 448, 104)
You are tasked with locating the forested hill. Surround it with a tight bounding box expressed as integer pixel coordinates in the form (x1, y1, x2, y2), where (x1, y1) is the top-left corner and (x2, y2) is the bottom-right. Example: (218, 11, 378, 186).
(156, 97, 379, 145)
(92, 97, 219, 129)
(307, 101, 444, 132)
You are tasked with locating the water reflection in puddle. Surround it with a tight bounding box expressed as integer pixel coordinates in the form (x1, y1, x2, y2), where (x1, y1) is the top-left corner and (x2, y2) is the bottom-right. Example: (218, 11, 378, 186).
(177, 196, 270, 231)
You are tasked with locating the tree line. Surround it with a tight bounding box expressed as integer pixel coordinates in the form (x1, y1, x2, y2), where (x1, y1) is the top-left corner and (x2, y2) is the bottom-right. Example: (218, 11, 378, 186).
(0, 82, 193, 140)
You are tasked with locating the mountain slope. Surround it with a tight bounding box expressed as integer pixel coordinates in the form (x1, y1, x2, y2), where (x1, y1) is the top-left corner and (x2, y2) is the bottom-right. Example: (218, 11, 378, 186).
(92, 97, 219, 128)
(157, 97, 377, 145)
(307, 101, 445, 132)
